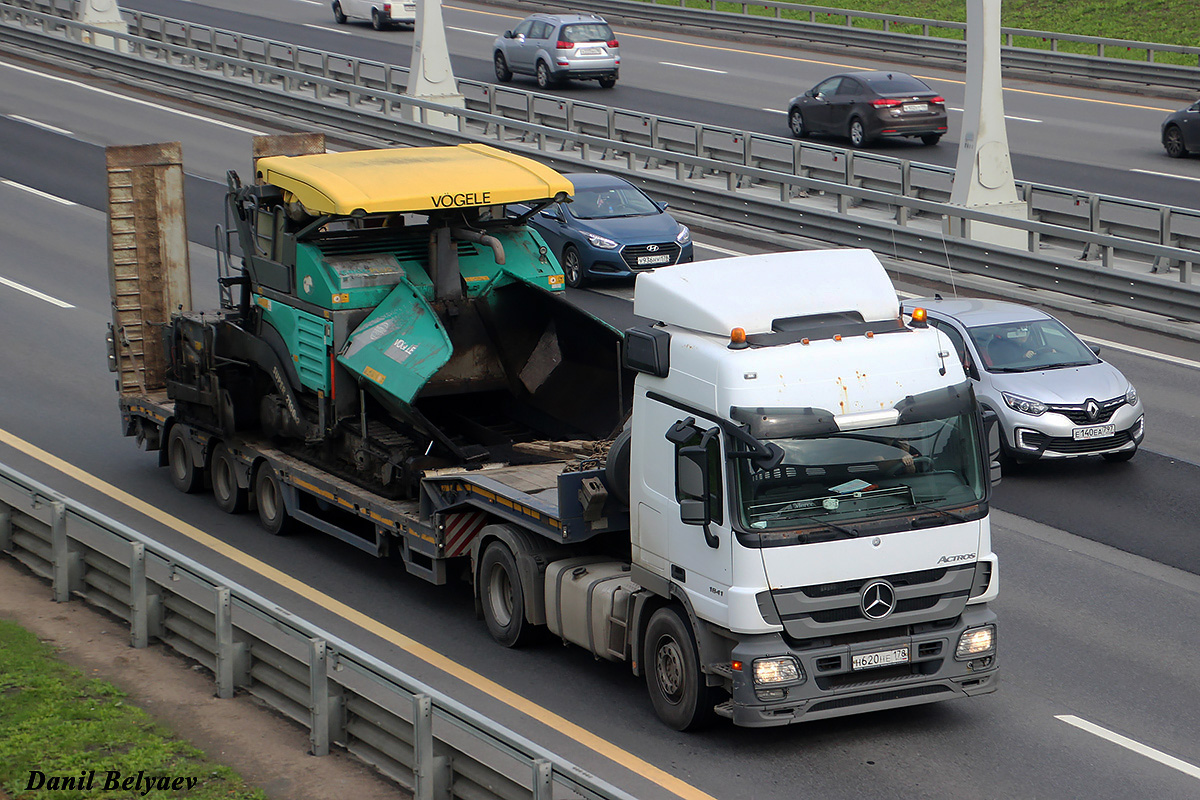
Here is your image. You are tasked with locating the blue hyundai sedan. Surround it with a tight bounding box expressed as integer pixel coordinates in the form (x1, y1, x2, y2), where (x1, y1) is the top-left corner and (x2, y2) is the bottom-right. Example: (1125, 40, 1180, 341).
(524, 173, 693, 288)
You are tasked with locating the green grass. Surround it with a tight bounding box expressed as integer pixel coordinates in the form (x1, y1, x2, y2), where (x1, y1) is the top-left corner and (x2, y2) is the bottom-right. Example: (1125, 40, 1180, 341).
(651, 0, 1200, 65)
(0, 620, 266, 800)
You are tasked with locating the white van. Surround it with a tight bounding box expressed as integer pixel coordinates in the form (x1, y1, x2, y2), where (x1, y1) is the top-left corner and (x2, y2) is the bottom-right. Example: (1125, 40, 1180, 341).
(331, 0, 417, 30)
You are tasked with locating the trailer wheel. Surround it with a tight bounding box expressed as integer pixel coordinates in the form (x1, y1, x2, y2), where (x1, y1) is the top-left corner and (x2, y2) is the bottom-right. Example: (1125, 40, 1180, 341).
(166, 425, 204, 494)
(644, 606, 716, 730)
(211, 444, 248, 514)
(254, 465, 294, 535)
(479, 541, 533, 647)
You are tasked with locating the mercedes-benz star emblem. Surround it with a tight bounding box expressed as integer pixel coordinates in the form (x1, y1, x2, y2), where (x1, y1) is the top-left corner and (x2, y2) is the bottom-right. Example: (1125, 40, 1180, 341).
(646, 244, 660, 252)
(860, 580, 897, 620)
(1085, 399, 1100, 421)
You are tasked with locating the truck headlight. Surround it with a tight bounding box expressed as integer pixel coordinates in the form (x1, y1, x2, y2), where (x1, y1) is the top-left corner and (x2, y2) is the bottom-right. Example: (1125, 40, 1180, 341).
(675, 224, 691, 244)
(584, 232, 619, 249)
(753, 656, 803, 685)
(956, 625, 996, 660)
(1002, 392, 1046, 416)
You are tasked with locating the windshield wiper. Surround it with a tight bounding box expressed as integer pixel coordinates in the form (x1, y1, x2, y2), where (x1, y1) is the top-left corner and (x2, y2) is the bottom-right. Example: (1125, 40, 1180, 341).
(908, 501, 971, 525)
(798, 517, 858, 540)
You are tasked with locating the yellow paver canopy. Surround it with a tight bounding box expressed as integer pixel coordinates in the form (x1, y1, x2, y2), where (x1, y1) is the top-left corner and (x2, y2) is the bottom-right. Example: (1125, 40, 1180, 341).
(255, 143, 574, 215)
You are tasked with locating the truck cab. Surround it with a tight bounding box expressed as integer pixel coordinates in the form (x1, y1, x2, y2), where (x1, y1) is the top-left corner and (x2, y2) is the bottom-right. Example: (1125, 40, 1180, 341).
(622, 250, 998, 727)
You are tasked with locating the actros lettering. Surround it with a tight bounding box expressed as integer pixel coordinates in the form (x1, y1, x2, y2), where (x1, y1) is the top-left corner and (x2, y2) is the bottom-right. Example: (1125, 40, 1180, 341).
(937, 553, 977, 564)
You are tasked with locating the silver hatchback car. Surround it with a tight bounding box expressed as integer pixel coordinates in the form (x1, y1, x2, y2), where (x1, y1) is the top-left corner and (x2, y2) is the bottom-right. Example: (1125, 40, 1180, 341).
(493, 13, 619, 90)
(901, 297, 1144, 465)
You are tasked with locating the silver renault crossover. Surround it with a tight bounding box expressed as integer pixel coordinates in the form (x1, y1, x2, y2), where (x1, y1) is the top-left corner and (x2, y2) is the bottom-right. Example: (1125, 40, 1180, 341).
(901, 297, 1144, 465)
(493, 13, 619, 89)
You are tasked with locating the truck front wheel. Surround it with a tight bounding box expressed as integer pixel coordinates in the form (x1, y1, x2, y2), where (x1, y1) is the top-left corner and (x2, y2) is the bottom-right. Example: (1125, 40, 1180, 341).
(167, 425, 204, 494)
(254, 465, 294, 535)
(479, 541, 533, 647)
(644, 606, 716, 730)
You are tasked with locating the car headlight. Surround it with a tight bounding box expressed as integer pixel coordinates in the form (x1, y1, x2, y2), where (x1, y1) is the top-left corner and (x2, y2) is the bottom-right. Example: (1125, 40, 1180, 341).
(675, 224, 691, 244)
(1125, 384, 1138, 406)
(1002, 391, 1046, 416)
(956, 625, 996, 660)
(753, 656, 803, 685)
(584, 232, 619, 249)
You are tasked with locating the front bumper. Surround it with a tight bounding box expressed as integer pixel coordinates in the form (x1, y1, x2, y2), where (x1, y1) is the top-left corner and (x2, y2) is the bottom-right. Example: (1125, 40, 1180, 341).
(583, 241, 694, 281)
(1003, 403, 1144, 459)
(723, 605, 998, 727)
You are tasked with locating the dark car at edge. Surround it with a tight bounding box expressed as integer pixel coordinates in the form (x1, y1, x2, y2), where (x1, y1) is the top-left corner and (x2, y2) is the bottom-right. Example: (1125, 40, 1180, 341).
(1162, 98, 1200, 158)
(787, 71, 948, 147)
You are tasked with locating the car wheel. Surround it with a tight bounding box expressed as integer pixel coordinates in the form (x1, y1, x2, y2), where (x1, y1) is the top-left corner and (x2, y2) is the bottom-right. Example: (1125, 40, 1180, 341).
(371, 8, 387, 30)
(562, 245, 585, 288)
(598, 75, 617, 89)
(921, 133, 942, 146)
(1163, 125, 1188, 158)
(1102, 447, 1137, 463)
(494, 52, 512, 82)
(535, 61, 555, 90)
(331, 1, 347, 23)
(788, 108, 807, 138)
(848, 117, 867, 147)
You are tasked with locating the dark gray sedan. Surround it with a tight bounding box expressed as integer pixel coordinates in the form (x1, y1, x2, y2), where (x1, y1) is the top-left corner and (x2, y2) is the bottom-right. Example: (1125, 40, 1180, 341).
(787, 71, 947, 147)
(1162, 99, 1200, 158)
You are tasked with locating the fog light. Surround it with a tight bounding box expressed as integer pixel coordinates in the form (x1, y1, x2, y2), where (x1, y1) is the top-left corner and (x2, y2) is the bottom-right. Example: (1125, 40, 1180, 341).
(956, 625, 996, 660)
(756, 687, 786, 701)
(753, 656, 802, 685)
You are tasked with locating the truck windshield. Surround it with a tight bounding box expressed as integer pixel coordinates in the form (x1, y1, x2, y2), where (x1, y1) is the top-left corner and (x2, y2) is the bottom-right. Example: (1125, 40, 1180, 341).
(735, 413, 984, 534)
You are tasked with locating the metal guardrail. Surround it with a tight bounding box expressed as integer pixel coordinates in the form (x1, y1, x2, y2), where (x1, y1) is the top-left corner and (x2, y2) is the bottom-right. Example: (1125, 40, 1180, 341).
(1, 2, 1198, 323)
(0, 459, 636, 800)
(497, 0, 1200, 93)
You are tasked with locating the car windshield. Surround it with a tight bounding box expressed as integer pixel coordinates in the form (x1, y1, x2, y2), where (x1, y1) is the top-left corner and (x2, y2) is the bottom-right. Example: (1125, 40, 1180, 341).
(864, 74, 930, 94)
(560, 23, 613, 43)
(735, 415, 985, 535)
(968, 318, 1099, 373)
(570, 186, 659, 219)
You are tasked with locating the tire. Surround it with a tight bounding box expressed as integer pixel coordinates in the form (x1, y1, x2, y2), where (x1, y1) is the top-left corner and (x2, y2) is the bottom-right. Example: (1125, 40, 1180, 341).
(255, 464, 294, 535)
(331, 1, 346, 23)
(561, 245, 585, 289)
(598, 76, 617, 89)
(494, 52, 512, 82)
(848, 117, 867, 147)
(166, 425, 204, 494)
(921, 133, 942, 146)
(788, 108, 807, 138)
(535, 61, 554, 90)
(211, 443, 248, 514)
(479, 541, 534, 647)
(371, 8, 387, 30)
(1163, 125, 1188, 158)
(1102, 447, 1137, 463)
(644, 606, 716, 731)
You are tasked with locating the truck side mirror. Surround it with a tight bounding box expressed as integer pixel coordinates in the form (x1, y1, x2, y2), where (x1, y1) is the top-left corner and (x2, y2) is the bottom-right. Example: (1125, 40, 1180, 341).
(677, 445, 711, 526)
(982, 409, 1002, 486)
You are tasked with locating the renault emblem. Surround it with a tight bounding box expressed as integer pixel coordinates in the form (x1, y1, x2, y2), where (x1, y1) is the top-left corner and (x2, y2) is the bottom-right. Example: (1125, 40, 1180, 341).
(1085, 399, 1100, 421)
(860, 580, 897, 620)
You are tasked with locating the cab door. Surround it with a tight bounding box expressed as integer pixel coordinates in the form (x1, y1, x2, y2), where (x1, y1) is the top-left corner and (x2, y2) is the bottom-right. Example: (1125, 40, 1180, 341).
(506, 19, 536, 72)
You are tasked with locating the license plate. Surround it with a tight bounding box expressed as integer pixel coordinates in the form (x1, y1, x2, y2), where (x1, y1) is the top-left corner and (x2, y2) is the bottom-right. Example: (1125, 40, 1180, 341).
(1073, 424, 1115, 440)
(902, 103, 928, 113)
(852, 646, 910, 671)
(637, 254, 671, 265)
(578, 47, 603, 55)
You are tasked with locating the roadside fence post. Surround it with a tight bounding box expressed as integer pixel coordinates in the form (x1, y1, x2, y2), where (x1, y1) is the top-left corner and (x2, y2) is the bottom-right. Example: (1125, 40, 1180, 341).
(310, 637, 330, 756)
(215, 586, 234, 699)
(51, 501, 69, 602)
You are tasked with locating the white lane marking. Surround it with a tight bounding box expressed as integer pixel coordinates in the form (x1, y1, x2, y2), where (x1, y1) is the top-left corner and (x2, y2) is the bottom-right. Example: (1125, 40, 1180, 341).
(762, 108, 787, 114)
(659, 62, 727, 74)
(947, 107, 1041, 122)
(296, 0, 323, 5)
(696, 241, 747, 257)
(447, 26, 493, 35)
(7, 114, 73, 136)
(1081, 335, 1200, 371)
(1132, 168, 1200, 183)
(0, 62, 266, 136)
(0, 276, 74, 308)
(1056, 715, 1200, 781)
(303, 23, 354, 35)
(1, 179, 74, 206)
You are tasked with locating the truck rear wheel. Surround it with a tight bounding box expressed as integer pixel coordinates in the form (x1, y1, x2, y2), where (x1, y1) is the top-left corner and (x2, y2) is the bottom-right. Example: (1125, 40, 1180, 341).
(644, 606, 716, 730)
(255, 465, 294, 535)
(167, 425, 204, 494)
(211, 443, 248, 514)
(479, 541, 534, 647)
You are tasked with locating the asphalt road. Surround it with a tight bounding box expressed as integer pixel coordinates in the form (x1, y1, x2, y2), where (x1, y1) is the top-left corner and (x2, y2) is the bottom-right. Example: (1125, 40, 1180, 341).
(2, 22, 1200, 800)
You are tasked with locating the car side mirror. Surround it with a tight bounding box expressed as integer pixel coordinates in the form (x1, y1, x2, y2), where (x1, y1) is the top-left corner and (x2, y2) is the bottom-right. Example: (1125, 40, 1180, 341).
(965, 360, 980, 381)
(503, 30, 513, 38)
(656, 201, 668, 211)
(805, 88, 816, 98)
(540, 208, 563, 222)
(1089, 344, 1102, 356)
(982, 409, 1002, 486)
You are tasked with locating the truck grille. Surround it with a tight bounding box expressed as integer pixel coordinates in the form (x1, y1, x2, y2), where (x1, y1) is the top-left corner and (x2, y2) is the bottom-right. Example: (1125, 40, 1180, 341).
(762, 565, 975, 641)
(621, 242, 681, 269)
(1045, 396, 1124, 425)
